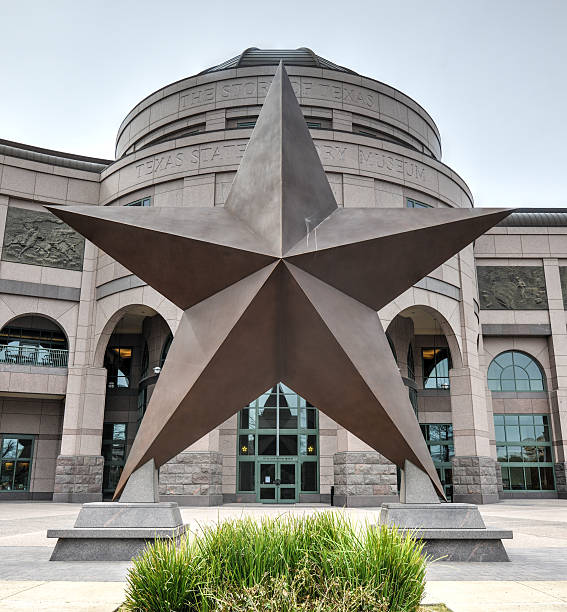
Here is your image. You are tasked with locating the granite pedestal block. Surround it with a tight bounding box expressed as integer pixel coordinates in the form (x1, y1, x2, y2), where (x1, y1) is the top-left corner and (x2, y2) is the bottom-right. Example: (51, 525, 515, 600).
(379, 503, 512, 562)
(48, 501, 186, 561)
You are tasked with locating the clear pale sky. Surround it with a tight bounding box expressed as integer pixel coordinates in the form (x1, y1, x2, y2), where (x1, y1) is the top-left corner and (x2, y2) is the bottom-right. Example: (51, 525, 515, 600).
(1, 0, 565, 208)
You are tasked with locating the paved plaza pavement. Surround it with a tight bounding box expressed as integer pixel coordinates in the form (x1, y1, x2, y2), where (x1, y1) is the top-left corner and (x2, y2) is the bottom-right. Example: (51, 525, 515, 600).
(0, 500, 565, 610)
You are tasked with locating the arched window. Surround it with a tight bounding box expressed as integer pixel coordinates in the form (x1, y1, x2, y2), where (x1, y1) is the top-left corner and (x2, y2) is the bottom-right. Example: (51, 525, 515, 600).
(487, 351, 545, 392)
(386, 333, 397, 364)
(160, 332, 173, 368)
(0, 315, 68, 367)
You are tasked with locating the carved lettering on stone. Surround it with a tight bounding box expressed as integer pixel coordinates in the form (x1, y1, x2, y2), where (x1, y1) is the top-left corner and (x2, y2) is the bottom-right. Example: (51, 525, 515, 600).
(477, 266, 548, 310)
(2, 207, 85, 271)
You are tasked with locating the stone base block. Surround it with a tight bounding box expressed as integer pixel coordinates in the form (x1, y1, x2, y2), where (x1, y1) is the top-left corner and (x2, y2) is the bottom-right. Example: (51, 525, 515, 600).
(47, 501, 186, 561)
(333, 494, 398, 507)
(379, 502, 512, 562)
(74, 502, 183, 528)
(53, 455, 103, 503)
(159, 494, 223, 506)
(380, 503, 485, 529)
(406, 530, 512, 562)
(452, 456, 499, 504)
(48, 526, 188, 561)
(333, 451, 398, 506)
(159, 451, 223, 504)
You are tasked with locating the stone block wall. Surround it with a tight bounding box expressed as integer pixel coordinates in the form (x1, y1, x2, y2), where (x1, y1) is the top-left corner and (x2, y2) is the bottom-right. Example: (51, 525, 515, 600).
(333, 451, 398, 507)
(452, 456, 499, 504)
(159, 451, 223, 506)
(554, 462, 567, 498)
(53, 455, 103, 503)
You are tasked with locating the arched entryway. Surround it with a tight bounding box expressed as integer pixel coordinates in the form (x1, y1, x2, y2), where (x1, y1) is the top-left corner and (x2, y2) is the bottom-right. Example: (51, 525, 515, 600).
(386, 305, 462, 500)
(100, 305, 172, 498)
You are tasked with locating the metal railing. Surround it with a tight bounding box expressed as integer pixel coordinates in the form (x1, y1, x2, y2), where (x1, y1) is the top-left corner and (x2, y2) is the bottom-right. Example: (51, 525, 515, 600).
(0, 346, 68, 368)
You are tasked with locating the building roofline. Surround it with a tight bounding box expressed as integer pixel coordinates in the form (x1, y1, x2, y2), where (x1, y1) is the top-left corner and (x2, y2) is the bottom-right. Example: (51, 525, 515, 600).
(0, 139, 111, 173)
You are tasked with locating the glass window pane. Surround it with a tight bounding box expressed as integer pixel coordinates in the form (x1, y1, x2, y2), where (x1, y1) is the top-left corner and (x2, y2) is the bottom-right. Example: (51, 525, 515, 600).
(239, 434, 255, 456)
(279, 435, 297, 456)
(496, 446, 507, 462)
(260, 463, 275, 484)
(260, 488, 275, 500)
(279, 408, 298, 429)
(13, 461, 30, 490)
(488, 379, 501, 391)
(525, 466, 540, 490)
(280, 487, 295, 500)
(509, 467, 525, 490)
(494, 414, 505, 425)
(519, 415, 534, 425)
(495, 425, 506, 442)
(280, 463, 295, 485)
(513, 352, 531, 368)
(501, 366, 515, 380)
(241, 408, 252, 430)
(520, 425, 535, 442)
(539, 467, 555, 490)
(258, 435, 276, 455)
(501, 378, 516, 391)
(301, 461, 317, 491)
(299, 434, 317, 456)
(530, 379, 544, 391)
(306, 408, 316, 430)
(496, 352, 514, 368)
(508, 446, 523, 462)
(2, 438, 20, 460)
(515, 378, 530, 391)
(258, 408, 277, 429)
(1, 461, 15, 490)
(238, 462, 255, 491)
(505, 415, 519, 425)
(501, 466, 510, 490)
(429, 445, 444, 462)
(522, 445, 538, 462)
(506, 426, 521, 442)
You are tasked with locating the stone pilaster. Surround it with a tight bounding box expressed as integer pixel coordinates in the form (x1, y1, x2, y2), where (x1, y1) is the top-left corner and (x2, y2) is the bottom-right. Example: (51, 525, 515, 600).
(452, 456, 499, 504)
(53, 455, 104, 503)
(159, 451, 223, 506)
(55, 241, 107, 502)
(333, 451, 398, 507)
(543, 261, 567, 488)
(450, 246, 498, 503)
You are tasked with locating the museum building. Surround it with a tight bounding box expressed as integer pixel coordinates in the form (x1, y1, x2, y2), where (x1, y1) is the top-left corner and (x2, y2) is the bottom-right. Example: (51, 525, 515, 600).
(0, 48, 565, 506)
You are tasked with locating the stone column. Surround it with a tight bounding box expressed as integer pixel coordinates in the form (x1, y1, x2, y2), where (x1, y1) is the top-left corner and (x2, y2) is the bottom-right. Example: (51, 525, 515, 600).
(159, 432, 223, 506)
(333, 430, 398, 506)
(451, 247, 499, 504)
(54, 241, 106, 502)
(543, 259, 567, 498)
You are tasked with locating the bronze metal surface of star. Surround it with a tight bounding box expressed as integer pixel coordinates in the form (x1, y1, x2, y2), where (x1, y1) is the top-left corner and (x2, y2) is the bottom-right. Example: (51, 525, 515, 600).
(46, 63, 512, 500)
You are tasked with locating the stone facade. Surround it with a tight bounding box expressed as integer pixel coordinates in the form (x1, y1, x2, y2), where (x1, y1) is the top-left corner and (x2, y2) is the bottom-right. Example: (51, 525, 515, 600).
(159, 451, 223, 506)
(452, 456, 499, 504)
(333, 451, 398, 507)
(0, 49, 566, 506)
(53, 455, 103, 503)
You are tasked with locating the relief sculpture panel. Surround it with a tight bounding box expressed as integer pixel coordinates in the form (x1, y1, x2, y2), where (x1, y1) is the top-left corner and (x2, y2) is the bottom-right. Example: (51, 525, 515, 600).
(477, 266, 548, 310)
(2, 207, 85, 271)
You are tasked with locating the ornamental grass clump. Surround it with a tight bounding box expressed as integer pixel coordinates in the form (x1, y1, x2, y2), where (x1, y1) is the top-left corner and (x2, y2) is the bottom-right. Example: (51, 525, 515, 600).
(124, 512, 427, 611)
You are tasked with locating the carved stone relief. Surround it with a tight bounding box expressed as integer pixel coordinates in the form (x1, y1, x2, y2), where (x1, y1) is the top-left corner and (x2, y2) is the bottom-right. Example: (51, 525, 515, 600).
(2, 207, 85, 271)
(477, 266, 548, 310)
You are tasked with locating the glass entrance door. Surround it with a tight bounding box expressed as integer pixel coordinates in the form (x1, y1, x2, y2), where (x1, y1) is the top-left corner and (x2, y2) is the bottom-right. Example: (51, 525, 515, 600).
(258, 460, 298, 503)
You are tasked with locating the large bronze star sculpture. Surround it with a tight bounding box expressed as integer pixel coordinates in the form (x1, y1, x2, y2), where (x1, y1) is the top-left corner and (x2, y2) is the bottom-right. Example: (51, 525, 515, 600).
(47, 64, 511, 500)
